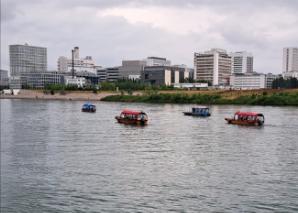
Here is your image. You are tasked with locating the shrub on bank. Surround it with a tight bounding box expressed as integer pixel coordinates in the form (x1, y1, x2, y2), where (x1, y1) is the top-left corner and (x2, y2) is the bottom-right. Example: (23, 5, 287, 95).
(101, 91, 298, 106)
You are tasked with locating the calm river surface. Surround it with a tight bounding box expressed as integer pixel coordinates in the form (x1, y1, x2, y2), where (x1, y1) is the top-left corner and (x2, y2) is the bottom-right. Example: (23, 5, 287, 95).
(1, 99, 298, 212)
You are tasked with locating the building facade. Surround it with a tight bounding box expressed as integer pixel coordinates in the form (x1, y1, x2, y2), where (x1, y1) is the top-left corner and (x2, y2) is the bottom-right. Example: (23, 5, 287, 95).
(145, 57, 171, 66)
(9, 44, 47, 88)
(230, 73, 266, 89)
(283, 47, 298, 73)
(119, 60, 146, 79)
(20, 71, 64, 88)
(64, 76, 86, 88)
(265, 73, 277, 89)
(97, 67, 120, 82)
(194, 49, 231, 86)
(57, 47, 99, 74)
(57, 56, 68, 72)
(0, 69, 9, 88)
(231, 51, 253, 74)
(142, 66, 188, 86)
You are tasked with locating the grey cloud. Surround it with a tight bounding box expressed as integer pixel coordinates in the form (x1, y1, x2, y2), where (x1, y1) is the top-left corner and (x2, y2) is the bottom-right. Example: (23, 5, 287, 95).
(1, 0, 298, 74)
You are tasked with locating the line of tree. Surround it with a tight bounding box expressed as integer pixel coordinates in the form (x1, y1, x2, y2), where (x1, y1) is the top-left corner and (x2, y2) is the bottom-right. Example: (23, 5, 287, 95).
(272, 77, 298, 89)
(100, 79, 174, 91)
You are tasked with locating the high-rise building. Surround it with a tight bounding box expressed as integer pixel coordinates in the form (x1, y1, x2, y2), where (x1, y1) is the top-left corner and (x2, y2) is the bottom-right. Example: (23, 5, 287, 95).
(231, 51, 253, 74)
(9, 44, 47, 88)
(73, 46, 80, 60)
(283, 47, 298, 74)
(9, 44, 47, 76)
(194, 48, 231, 86)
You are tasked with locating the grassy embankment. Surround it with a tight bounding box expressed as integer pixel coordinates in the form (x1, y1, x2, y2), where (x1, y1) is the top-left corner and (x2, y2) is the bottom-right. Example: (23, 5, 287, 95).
(101, 89, 298, 106)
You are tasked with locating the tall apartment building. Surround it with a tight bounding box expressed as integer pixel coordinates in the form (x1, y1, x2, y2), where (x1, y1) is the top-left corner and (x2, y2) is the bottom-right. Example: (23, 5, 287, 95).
(10, 44, 47, 75)
(194, 48, 231, 86)
(73, 46, 80, 59)
(231, 51, 253, 74)
(9, 44, 47, 88)
(283, 47, 298, 78)
(57, 47, 98, 74)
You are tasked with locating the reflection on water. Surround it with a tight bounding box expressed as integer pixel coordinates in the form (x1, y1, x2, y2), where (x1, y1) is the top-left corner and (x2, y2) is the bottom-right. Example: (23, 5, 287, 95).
(1, 99, 298, 212)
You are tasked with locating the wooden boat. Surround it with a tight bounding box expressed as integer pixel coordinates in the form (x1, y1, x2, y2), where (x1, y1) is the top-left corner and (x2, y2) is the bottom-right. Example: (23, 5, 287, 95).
(81, 102, 96, 113)
(225, 111, 264, 126)
(183, 107, 211, 117)
(115, 110, 148, 125)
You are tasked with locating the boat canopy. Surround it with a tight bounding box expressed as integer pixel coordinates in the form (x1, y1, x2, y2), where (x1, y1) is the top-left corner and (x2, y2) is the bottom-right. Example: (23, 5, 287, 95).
(235, 111, 263, 116)
(82, 103, 95, 108)
(121, 110, 146, 115)
(193, 106, 209, 109)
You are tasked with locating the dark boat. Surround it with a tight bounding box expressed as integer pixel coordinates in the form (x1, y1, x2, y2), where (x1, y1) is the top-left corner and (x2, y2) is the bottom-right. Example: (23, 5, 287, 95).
(225, 111, 264, 126)
(81, 102, 96, 113)
(183, 107, 211, 117)
(115, 110, 148, 125)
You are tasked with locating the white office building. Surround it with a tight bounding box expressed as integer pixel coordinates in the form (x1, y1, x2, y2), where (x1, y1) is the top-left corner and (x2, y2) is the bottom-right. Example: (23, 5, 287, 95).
(57, 47, 99, 74)
(194, 48, 232, 86)
(230, 74, 265, 89)
(231, 51, 253, 74)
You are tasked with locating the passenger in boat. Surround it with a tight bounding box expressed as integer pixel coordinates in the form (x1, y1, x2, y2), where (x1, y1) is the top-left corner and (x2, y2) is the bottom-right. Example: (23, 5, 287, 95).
(140, 114, 145, 121)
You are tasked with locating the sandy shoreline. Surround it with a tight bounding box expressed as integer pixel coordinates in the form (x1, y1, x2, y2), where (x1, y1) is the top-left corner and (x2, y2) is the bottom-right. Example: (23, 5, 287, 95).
(0, 90, 117, 101)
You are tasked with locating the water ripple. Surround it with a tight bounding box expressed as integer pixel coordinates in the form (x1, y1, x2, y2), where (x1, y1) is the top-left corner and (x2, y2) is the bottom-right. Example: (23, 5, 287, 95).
(1, 100, 298, 212)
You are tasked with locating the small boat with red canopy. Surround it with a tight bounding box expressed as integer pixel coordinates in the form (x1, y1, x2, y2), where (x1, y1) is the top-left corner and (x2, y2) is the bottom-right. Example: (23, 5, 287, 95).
(225, 111, 264, 126)
(115, 110, 148, 125)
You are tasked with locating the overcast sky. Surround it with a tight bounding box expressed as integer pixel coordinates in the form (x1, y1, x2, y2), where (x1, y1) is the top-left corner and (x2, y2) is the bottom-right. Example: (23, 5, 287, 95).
(1, 0, 298, 73)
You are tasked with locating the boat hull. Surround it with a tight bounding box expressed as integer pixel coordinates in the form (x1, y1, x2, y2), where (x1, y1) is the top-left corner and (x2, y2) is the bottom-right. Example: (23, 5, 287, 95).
(225, 118, 263, 126)
(115, 116, 147, 125)
(82, 109, 96, 113)
(183, 112, 210, 117)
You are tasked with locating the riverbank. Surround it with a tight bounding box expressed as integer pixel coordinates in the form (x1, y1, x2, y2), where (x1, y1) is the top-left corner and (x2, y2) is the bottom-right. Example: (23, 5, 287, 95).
(0, 90, 116, 101)
(101, 89, 298, 106)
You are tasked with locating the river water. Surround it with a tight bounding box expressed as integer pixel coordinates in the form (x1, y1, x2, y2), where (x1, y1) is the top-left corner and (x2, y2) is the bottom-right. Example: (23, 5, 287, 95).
(1, 99, 298, 212)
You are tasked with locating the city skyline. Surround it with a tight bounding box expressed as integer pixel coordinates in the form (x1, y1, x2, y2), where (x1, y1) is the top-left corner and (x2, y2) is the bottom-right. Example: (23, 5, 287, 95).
(1, 0, 298, 74)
